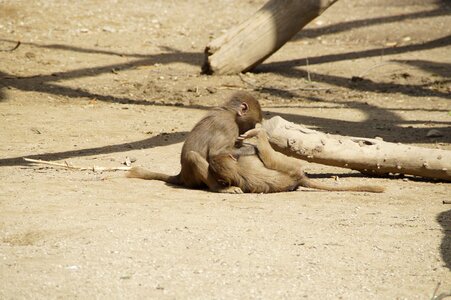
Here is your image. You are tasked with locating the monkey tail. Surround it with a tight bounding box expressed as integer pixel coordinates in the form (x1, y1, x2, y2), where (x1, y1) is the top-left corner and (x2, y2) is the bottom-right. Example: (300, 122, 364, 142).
(127, 166, 181, 185)
(299, 177, 384, 193)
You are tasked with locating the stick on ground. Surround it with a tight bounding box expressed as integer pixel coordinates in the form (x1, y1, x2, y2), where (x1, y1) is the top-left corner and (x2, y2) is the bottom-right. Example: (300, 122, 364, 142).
(23, 158, 131, 172)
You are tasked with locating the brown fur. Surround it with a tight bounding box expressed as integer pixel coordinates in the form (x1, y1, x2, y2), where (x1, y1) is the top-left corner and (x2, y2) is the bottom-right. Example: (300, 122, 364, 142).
(128, 92, 384, 194)
(210, 129, 384, 193)
(127, 92, 262, 193)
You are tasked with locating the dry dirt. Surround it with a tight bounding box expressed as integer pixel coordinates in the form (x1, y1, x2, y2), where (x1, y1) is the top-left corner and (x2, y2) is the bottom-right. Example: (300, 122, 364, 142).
(1, 0, 450, 298)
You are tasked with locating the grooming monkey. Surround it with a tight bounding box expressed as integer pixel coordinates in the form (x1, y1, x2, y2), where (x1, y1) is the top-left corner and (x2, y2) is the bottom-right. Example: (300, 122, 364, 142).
(127, 92, 262, 193)
(128, 92, 383, 193)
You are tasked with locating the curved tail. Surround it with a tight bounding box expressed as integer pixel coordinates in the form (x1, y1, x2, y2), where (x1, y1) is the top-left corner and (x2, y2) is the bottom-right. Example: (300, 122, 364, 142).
(299, 177, 384, 193)
(127, 166, 181, 185)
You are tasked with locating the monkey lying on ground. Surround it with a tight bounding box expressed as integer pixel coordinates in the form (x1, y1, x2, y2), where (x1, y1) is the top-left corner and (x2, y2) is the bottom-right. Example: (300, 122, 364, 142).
(128, 91, 384, 193)
(209, 127, 384, 193)
(127, 92, 262, 193)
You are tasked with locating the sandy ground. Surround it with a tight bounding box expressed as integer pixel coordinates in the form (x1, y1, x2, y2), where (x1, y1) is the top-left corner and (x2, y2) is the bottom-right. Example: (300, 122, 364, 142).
(0, 0, 450, 298)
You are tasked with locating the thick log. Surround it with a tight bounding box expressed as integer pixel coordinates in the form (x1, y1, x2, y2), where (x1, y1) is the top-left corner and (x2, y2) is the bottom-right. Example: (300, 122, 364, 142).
(203, 0, 338, 75)
(262, 116, 451, 181)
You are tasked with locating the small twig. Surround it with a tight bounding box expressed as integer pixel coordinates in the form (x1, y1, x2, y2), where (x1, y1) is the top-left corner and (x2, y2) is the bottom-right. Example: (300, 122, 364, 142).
(238, 73, 260, 89)
(238, 73, 331, 92)
(357, 62, 398, 78)
(0, 41, 21, 52)
(218, 84, 251, 90)
(443, 200, 451, 205)
(306, 58, 311, 82)
(431, 281, 451, 300)
(285, 86, 333, 91)
(23, 158, 131, 172)
(432, 282, 441, 300)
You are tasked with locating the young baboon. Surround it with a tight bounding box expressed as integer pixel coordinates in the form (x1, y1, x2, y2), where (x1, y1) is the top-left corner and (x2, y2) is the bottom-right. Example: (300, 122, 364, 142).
(127, 92, 262, 193)
(210, 128, 384, 193)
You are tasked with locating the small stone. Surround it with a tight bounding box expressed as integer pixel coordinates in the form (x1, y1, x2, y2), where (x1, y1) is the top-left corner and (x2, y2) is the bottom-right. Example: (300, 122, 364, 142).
(25, 52, 36, 59)
(102, 26, 116, 33)
(426, 129, 443, 138)
(206, 87, 217, 94)
(30, 128, 41, 134)
(124, 156, 134, 166)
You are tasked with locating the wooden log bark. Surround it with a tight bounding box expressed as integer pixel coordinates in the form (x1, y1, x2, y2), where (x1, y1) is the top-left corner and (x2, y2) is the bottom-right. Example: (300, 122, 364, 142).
(202, 0, 338, 75)
(262, 116, 451, 181)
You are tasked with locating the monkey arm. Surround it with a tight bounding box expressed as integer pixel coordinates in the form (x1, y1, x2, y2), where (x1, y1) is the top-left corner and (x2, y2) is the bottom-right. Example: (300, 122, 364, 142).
(231, 143, 257, 157)
(183, 151, 243, 193)
(208, 153, 246, 188)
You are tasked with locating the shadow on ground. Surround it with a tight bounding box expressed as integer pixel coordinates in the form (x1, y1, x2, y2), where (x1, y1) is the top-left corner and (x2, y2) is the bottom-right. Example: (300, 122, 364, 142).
(1, 6, 450, 167)
(437, 209, 451, 270)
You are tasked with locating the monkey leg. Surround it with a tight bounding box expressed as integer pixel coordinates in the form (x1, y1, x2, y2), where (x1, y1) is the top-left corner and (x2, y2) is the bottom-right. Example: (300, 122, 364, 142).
(185, 151, 243, 194)
(247, 129, 305, 177)
(243, 129, 384, 193)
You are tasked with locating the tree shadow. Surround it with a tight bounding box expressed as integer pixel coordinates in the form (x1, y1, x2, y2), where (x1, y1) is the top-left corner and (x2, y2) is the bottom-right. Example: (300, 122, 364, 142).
(437, 209, 451, 270)
(294, 8, 448, 40)
(0, 4, 449, 167)
(253, 3, 450, 101)
(254, 35, 451, 103)
(0, 131, 188, 168)
(394, 59, 451, 78)
(0, 43, 205, 107)
(261, 35, 451, 71)
(266, 109, 451, 144)
(0, 70, 209, 109)
(0, 39, 198, 61)
(265, 104, 450, 113)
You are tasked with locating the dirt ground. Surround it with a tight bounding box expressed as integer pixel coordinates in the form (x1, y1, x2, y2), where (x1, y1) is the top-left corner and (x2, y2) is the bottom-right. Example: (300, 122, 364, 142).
(1, 0, 450, 298)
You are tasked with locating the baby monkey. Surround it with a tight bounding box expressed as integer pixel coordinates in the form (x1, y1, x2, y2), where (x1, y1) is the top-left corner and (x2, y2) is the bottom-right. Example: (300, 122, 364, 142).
(127, 92, 262, 193)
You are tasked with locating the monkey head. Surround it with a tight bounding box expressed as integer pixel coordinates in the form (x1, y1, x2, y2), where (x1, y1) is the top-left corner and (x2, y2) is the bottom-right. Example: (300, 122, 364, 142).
(225, 92, 263, 134)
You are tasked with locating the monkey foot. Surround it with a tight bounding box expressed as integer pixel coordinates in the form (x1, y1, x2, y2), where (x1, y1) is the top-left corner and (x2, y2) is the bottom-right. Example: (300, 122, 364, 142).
(216, 186, 244, 194)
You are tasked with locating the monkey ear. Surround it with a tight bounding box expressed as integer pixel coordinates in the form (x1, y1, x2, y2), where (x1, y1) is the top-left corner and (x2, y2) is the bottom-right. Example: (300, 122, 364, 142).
(238, 102, 249, 116)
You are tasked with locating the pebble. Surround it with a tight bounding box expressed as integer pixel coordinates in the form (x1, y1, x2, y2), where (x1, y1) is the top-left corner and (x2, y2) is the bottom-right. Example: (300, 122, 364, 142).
(426, 129, 443, 138)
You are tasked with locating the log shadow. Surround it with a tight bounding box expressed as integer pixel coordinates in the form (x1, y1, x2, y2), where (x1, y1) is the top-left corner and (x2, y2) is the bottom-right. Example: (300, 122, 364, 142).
(264, 101, 451, 144)
(306, 172, 366, 179)
(437, 209, 451, 270)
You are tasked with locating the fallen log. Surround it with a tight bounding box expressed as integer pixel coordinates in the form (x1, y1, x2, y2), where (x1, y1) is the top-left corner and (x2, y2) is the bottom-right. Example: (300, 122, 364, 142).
(262, 116, 451, 181)
(203, 0, 338, 75)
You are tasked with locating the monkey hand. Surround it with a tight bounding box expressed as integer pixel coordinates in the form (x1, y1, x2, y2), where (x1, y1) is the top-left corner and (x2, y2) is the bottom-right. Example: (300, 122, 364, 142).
(228, 153, 238, 161)
(238, 127, 264, 141)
